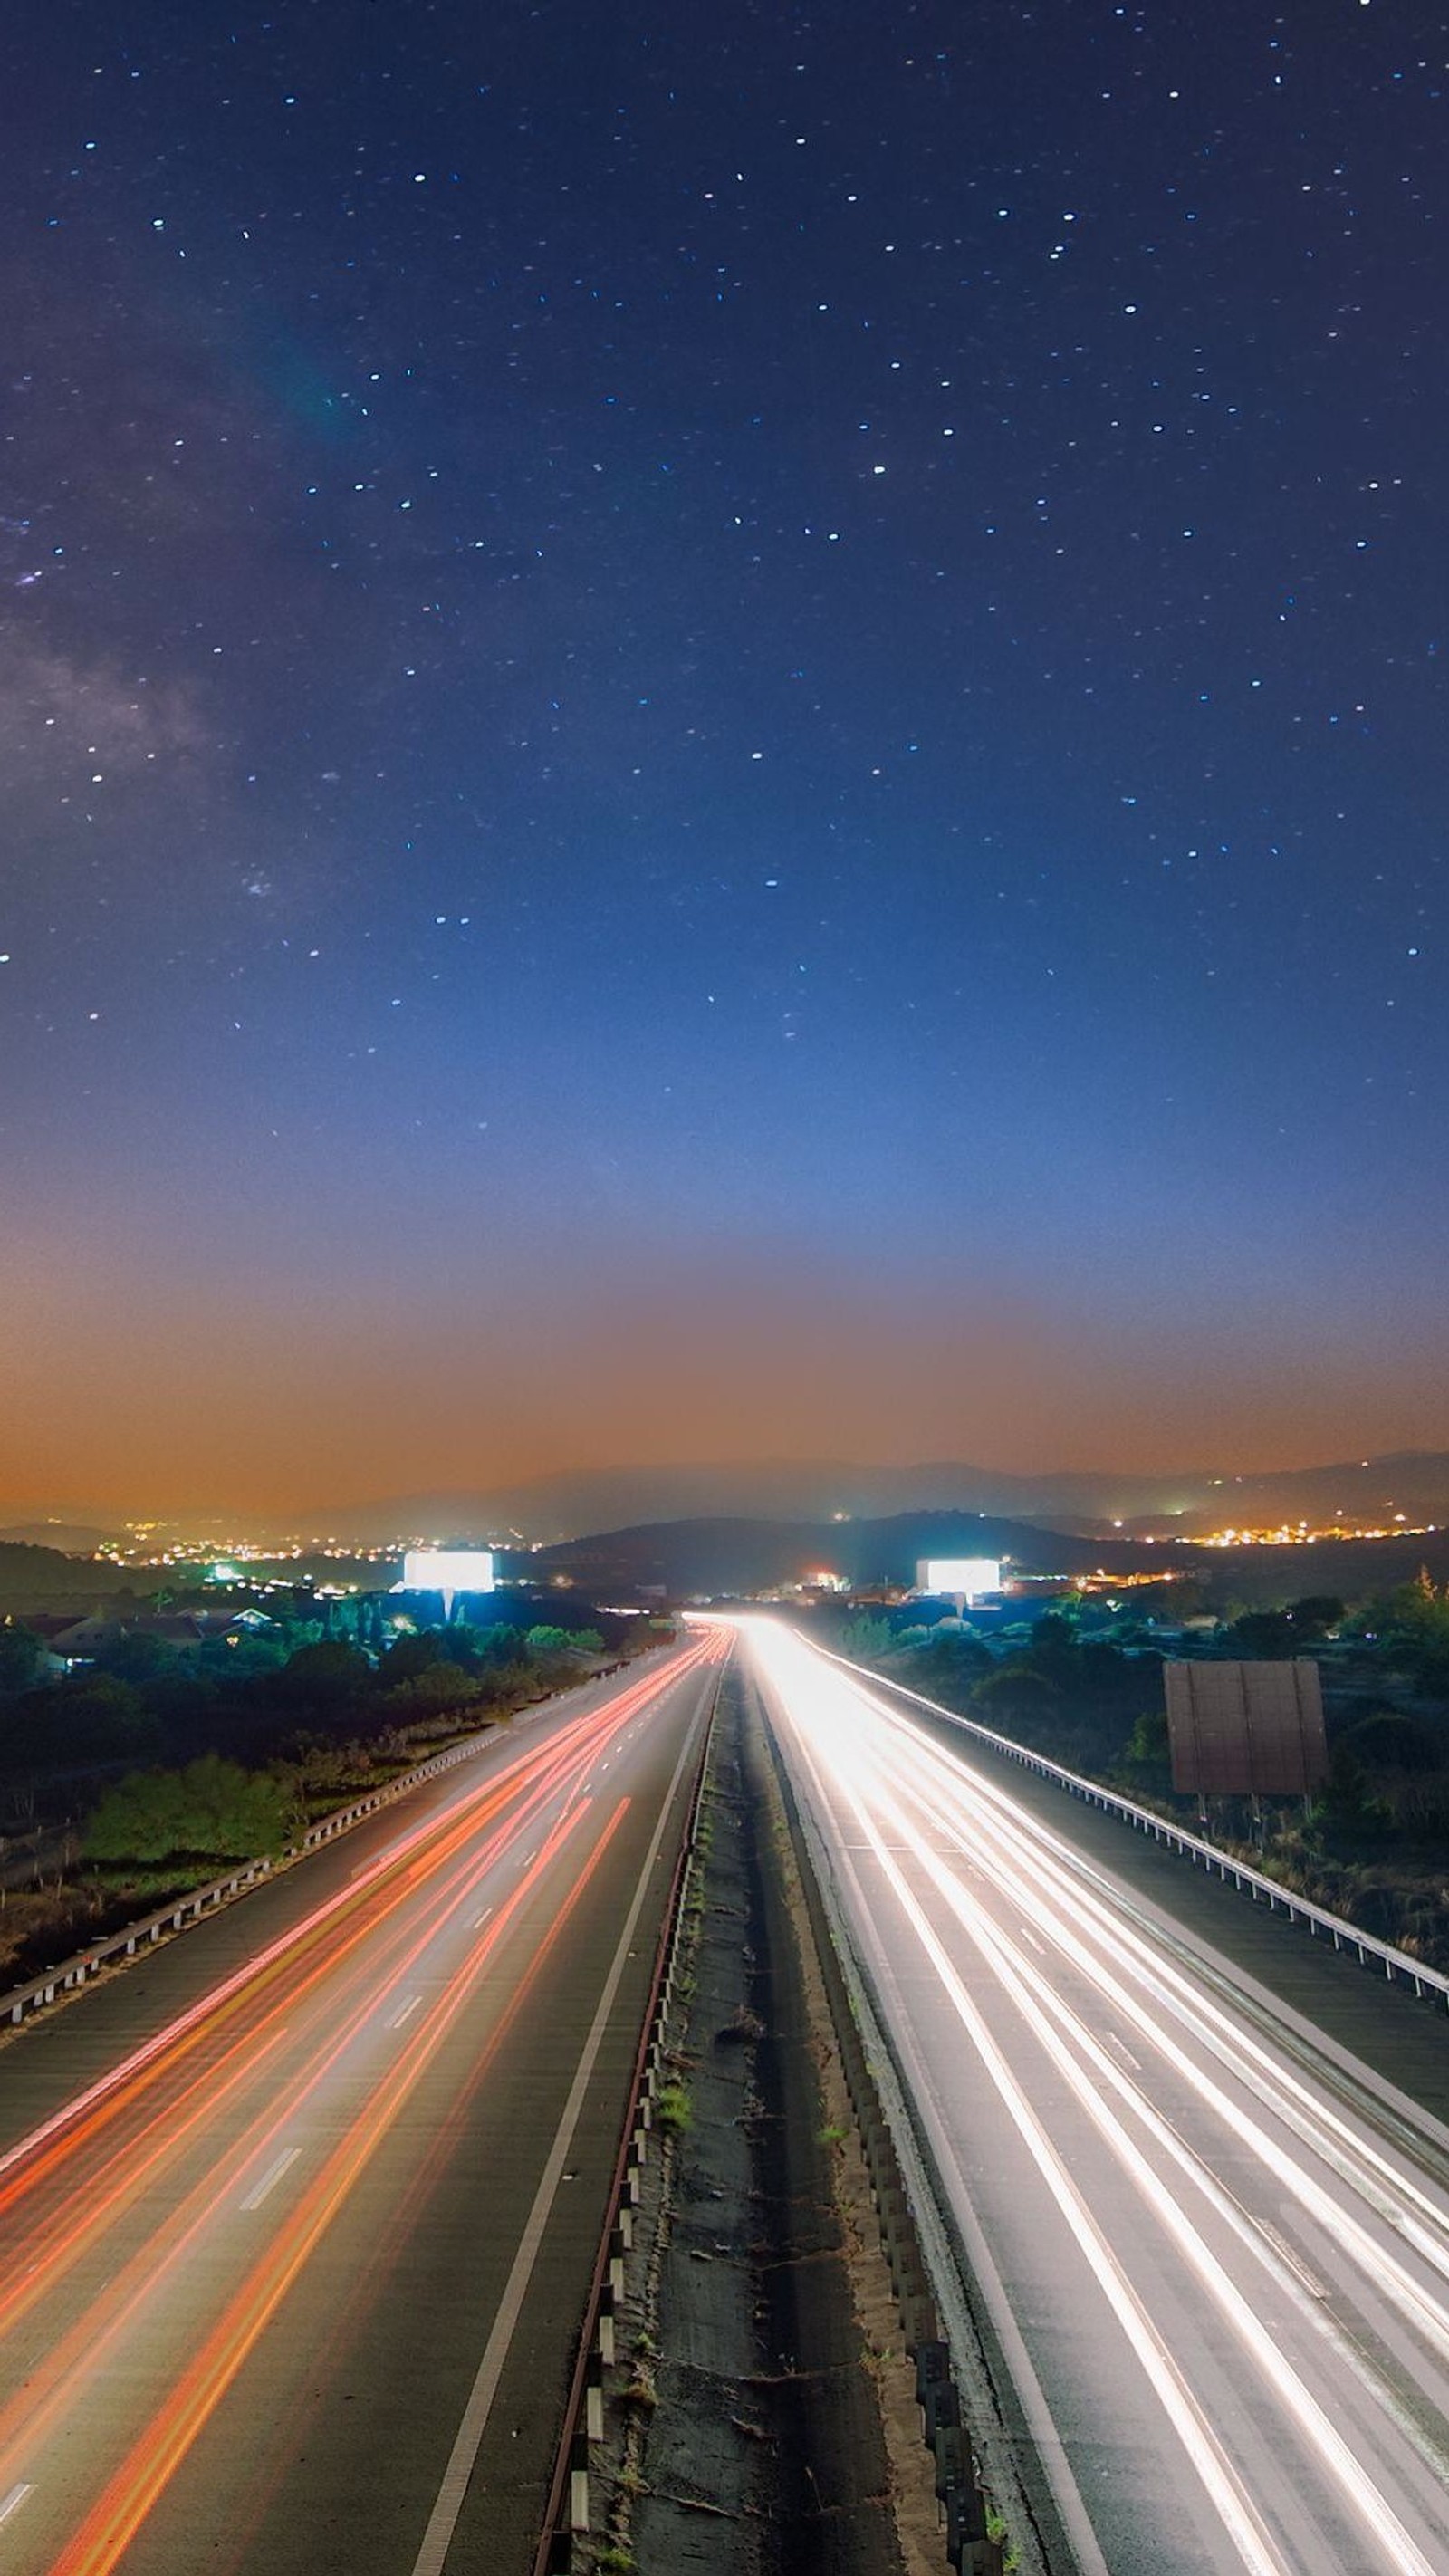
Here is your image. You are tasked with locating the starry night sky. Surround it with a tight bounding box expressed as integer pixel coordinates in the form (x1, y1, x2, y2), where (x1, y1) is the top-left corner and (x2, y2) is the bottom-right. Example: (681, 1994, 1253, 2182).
(2, 0, 1445, 1516)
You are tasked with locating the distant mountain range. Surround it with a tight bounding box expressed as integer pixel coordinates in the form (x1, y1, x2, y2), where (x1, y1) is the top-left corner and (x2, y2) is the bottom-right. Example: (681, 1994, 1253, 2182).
(5, 1511, 1448, 1617)
(0, 1542, 132, 1608)
(514, 1513, 1151, 1596)
(0, 1523, 117, 1553)
(5, 1450, 1449, 1551)
(289, 1449, 1449, 1548)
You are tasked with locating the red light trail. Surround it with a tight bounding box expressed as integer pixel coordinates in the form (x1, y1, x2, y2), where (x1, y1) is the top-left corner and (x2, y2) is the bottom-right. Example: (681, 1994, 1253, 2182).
(0, 1633, 724, 2576)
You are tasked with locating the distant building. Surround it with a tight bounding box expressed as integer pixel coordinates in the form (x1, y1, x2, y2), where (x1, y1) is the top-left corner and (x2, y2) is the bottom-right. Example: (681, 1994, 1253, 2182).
(24, 1609, 268, 1667)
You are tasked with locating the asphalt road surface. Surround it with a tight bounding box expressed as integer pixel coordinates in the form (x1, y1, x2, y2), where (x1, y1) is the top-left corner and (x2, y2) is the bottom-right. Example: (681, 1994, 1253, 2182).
(0, 1633, 724, 2576)
(741, 1618, 1449, 2576)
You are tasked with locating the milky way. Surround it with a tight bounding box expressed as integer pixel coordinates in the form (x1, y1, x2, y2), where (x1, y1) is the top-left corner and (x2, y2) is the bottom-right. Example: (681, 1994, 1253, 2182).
(0, 1, 1444, 1511)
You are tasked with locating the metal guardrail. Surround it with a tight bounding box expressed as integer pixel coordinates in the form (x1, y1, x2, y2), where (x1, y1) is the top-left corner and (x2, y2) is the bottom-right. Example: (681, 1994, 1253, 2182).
(822, 1644, 1449, 2013)
(4, 1724, 507, 2030)
(531, 1653, 724, 2574)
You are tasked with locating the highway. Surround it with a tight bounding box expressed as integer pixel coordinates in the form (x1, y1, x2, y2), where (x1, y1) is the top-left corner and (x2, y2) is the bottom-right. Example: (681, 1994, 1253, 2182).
(0, 1632, 724, 2576)
(741, 1619, 1449, 2576)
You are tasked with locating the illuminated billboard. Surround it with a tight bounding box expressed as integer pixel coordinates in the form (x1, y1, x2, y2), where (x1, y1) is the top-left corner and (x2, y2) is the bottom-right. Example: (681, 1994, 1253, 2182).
(401, 1549, 495, 1597)
(917, 1558, 1001, 1600)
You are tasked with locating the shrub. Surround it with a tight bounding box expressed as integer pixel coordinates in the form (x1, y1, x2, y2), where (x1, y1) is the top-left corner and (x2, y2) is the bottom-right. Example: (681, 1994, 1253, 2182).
(84, 1754, 291, 1866)
(653, 2080, 693, 2135)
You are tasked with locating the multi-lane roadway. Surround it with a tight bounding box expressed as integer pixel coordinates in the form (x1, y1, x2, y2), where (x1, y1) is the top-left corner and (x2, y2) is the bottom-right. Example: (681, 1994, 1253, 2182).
(0, 1633, 724, 2576)
(742, 1617, 1449, 2576)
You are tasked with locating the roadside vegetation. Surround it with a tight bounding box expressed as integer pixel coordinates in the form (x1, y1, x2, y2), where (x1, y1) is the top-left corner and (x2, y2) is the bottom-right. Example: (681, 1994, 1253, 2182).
(824, 1572, 1449, 1971)
(0, 1602, 662, 1988)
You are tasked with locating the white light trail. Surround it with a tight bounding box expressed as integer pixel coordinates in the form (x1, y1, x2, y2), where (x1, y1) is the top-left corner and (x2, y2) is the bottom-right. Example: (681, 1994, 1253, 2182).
(741, 1618, 1449, 2576)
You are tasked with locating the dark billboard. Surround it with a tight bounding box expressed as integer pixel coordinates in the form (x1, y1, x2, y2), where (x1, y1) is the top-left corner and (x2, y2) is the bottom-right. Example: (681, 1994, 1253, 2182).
(1165, 1659, 1329, 1797)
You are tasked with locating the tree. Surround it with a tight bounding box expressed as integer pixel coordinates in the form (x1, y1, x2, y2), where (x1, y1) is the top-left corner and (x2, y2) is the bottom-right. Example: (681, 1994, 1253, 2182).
(83, 1754, 290, 1865)
(382, 1663, 483, 1722)
(1024, 1612, 1080, 1673)
(1125, 1704, 1170, 1770)
(840, 1613, 895, 1661)
(199, 1631, 285, 1677)
(43, 1675, 162, 1765)
(1289, 1595, 1344, 1639)
(476, 1623, 525, 1668)
(972, 1668, 1061, 1727)
(1339, 1711, 1444, 1775)
(379, 1630, 451, 1686)
(0, 1623, 41, 1694)
(1229, 1610, 1298, 1659)
(282, 1640, 371, 1707)
(907, 1632, 993, 1697)
(92, 1631, 172, 1685)
(1315, 1739, 1390, 1846)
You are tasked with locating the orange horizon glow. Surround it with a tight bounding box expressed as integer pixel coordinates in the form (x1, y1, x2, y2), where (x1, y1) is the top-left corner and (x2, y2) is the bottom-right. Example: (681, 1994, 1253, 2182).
(4, 1236, 1444, 1521)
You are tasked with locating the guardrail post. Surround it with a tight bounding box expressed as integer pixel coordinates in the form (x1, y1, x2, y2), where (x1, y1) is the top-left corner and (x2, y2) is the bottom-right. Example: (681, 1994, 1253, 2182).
(915, 2338, 951, 2410)
(934, 2421, 964, 2500)
(568, 2429, 590, 2533)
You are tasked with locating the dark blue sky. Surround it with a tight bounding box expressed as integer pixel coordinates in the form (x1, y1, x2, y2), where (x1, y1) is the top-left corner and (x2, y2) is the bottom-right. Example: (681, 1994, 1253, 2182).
(1, 0, 1444, 1513)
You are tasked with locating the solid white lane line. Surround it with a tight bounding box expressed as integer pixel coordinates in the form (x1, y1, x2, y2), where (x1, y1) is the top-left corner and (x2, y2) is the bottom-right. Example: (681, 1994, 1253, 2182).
(409, 1703, 707, 2576)
(0, 2484, 34, 2527)
(240, 2146, 302, 2212)
(390, 1994, 424, 2029)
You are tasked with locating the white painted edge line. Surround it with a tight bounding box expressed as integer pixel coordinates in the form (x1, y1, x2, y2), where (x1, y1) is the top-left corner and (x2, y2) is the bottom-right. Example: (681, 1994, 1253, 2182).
(240, 2146, 302, 2212)
(0, 2482, 34, 2527)
(408, 1697, 707, 2576)
(390, 1994, 424, 2030)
